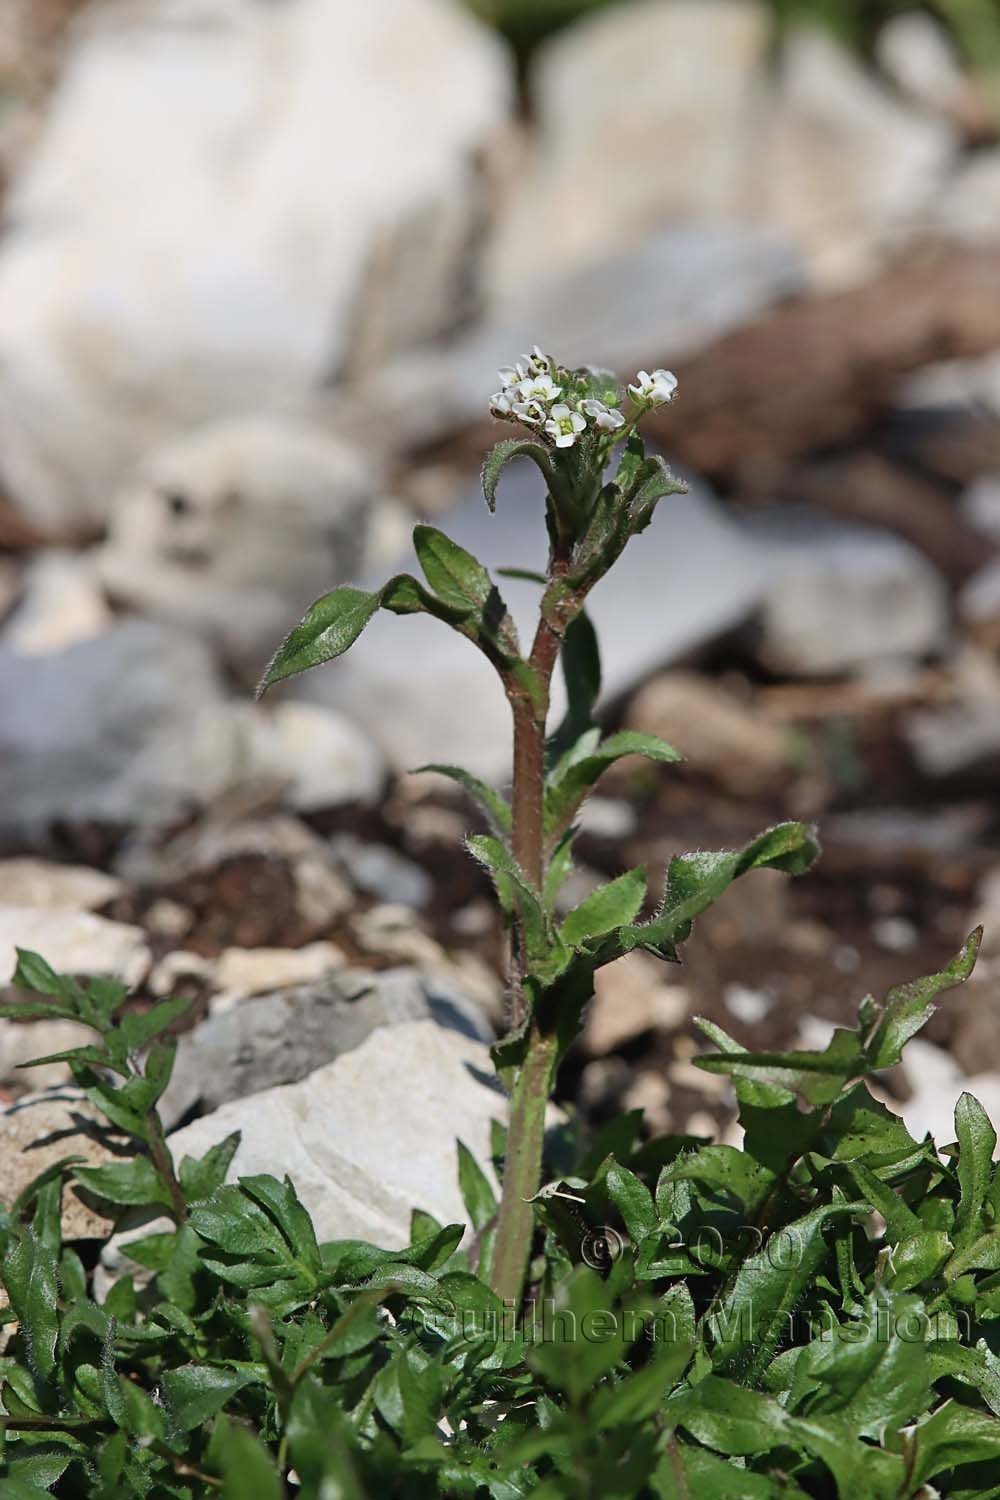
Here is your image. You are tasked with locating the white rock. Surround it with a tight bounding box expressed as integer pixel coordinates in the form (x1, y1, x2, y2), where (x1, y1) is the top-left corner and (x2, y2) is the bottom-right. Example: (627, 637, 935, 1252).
(723, 984, 773, 1025)
(96, 417, 386, 676)
(346, 225, 803, 452)
(933, 150, 1000, 246)
(109, 1020, 507, 1257)
(296, 464, 774, 778)
(745, 510, 949, 676)
(0, 1017, 94, 1089)
(212, 941, 346, 1010)
(889, 1039, 1000, 1157)
(2, 550, 111, 655)
(0, 858, 121, 911)
(0, 905, 149, 986)
(486, 0, 772, 295)
(0, 0, 512, 529)
(961, 475, 1000, 542)
(876, 13, 972, 123)
(239, 701, 384, 812)
(758, 29, 956, 284)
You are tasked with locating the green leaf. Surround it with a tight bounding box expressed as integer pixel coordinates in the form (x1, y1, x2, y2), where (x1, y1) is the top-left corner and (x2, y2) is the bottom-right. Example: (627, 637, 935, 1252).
(239, 1175, 321, 1272)
(909, 1402, 1000, 1488)
(621, 822, 820, 963)
(560, 867, 647, 949)
(11, 950, 77, 1003)
(800, 1293, 932, 1441)
(710, 1200, 868, 1382)
(413, 524, 494, 614)
(696, 1028, 864, 1110)
(211, 1417, 282, 1500)
(662, 1145, 775, 1218)
(457, 1141, 497, 1234)
(256, 584, 382, 693)
(953, 1091, 997, 1250)
(465, 835, 567, 981)
(2, 1230, 59, 1384)
(545, 731, 682, 836)
(178, 1132, 241, 1203)
(481, 437, 553, 513)
(605, 1161, 657, 1242)
(543, 826, 578, 909)
(73, 1156, 170, 1209)
(417, 764, 512, 835)
(862, 928, 981, 1069)
(161, 1364, 255, 1431)
(547, 608, 602, 761)
(666, 1375, 790, 1456)
(117, 998, 190, 1051)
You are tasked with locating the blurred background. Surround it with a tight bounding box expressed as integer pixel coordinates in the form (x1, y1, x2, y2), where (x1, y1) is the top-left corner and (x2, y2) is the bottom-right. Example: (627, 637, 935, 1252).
(2, 0, 1000, 1144)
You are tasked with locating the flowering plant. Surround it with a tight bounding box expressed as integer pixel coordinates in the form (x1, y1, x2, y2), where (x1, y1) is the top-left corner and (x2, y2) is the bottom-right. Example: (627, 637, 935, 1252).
(258, 349, 820, 1302)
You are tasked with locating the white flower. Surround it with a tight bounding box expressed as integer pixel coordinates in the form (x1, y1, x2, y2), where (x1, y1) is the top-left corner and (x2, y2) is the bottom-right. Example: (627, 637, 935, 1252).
(523, 344, 551, 376)
(544, 403, 586, 448)
(490, 389, 516, 417)
(516, 372, 562, 405)
(513, 398, 547, 427)
(580, 398, 626, 433)
(628, 368, 678, 407)
(497, 362, 527, 389)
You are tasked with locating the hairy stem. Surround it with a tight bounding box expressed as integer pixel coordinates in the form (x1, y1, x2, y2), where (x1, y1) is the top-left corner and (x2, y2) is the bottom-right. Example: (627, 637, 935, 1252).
(489, 1032, 557, 1305)
(491, 575, 568, 1304)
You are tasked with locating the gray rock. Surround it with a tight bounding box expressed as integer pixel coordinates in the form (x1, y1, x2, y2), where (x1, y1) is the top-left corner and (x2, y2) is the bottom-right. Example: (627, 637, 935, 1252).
(106, 1020, 508, 1261)
(95, 417, 387, 678)
(0, 620, 240, 836)
(961, 475, 1000, 542)
(875, 12, 981, 130)
(0, 621, 383, 838)
(295, 463, 774, 777)
(932, 151, 1000, 246)
(330, 833, 432, 909)
(0, 1017, 94, 1090)
(0, 0, 512, 529)
(744, 509, 949, 676)
(159, 964, 493, 1128)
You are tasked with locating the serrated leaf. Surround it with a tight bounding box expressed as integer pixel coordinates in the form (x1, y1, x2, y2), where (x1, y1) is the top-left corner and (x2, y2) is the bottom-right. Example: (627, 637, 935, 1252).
(481, 438, 553, 513)
(417, 764, 511, 835)
(662, 1145, 775, 1218)
(239, 1175, 320, 1272)
(710, 1200, 868, 1382)
(622, 822, 820, 962)
(862, 929, 981, 1070)
(178, 1132, 241, 1203)
(560, 867, 647, 949)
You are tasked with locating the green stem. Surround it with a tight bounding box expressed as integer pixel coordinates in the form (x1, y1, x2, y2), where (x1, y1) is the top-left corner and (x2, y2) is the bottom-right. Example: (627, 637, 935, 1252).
(489, 1030, 557, 1305)
(147, 1109, 187, 1223)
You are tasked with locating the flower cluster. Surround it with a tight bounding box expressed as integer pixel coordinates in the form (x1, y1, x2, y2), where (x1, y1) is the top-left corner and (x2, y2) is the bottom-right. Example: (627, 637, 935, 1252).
(489, 347, 677, 450)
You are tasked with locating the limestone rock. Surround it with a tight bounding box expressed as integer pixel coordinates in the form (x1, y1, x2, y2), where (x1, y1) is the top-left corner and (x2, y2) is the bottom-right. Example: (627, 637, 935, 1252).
(627, 671, 791, 793)
(0, 0, 512, 529)
(0, 905, 149, 987)
(108, 1021, 508, 1261)
(0, 1088, 127, 1239)
(0, 858, 121, 912)
(158, 965, 494, 1129)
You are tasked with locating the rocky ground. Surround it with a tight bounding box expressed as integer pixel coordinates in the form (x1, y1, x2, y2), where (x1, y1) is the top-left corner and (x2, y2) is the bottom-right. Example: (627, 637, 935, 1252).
(2, 0, 1000, 1242)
